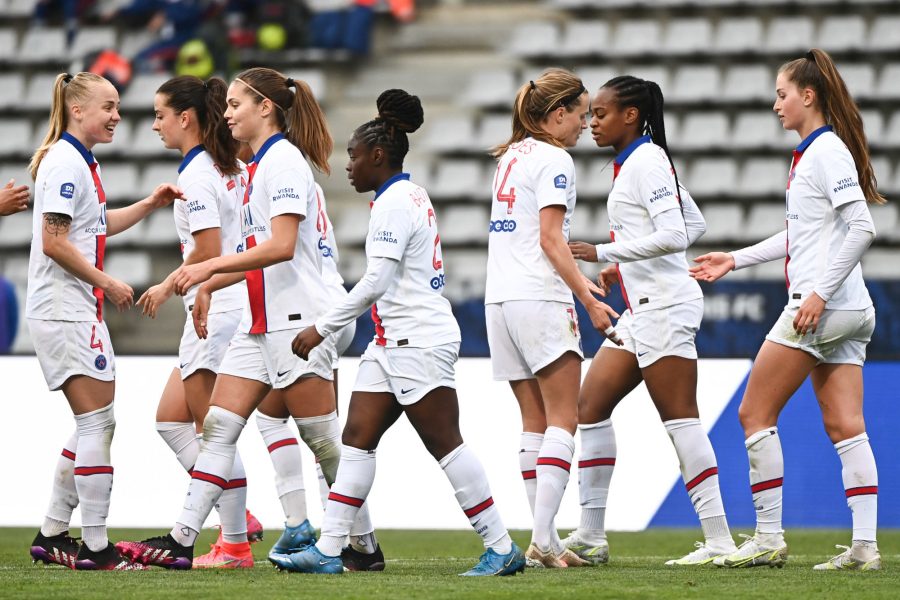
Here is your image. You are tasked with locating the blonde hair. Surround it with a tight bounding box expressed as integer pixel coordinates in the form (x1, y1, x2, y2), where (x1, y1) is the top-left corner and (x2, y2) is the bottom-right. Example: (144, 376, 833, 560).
(491, 67, 586, 158)
(29, 72, 109, 180)
(781, 49, 886, 205)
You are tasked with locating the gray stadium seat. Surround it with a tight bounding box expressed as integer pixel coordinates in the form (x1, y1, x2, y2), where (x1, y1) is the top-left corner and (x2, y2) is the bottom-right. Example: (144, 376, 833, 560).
(143, 210, 178, 246)
(70, 27, 117, 59)
(862, 249, 898, 279)
(663, 19, 713, 55)
(559, 21, 610, 58)
(731, 112, 781, 150)
(459, 69, 517, 109)
(699, 204, 745, 243)
(0, 119, 33, 156)
(441, 249, 486, 301)
(429, 159, 486, 200)
(860, 110, 884, 147)
(869, 156, 892, 192)
(0, 28, 17, 61)
(764, 17, 815, 54)
(105, 219, 144, 248)
(98, 163, 140, 204)
(403, 156, 433, 190)
(0, 210, 33, 248)
(121, 74, 170, 110)
(577, 66, 616, 92)
(592, 206, 611, 244)
(744, 204, 786, 240)
(839, 64, 875, 100)
(476, 115, 510, 154)
(739, 159, 788, 196)
(722, 65, 773, 102)
(569, 202, 596, 240)
(883, 112, 900, 149)
(0, 163, 30, 191)
(438, 205, 489, 244)
(816, 16, 866, 53)
(131, 118, 167, 157)
(334, 205, 370, 246)
(138, 162, 180, 198)
(91, 120, 133, 158)
(337, 248, 367, 284)
(24, 73, 59, 110)
(675, 113, 729, 151)
(713, 17, 763, 54)
(628, 65, 670, 94)
(6, 0, 35, 17)
(104, 251, 152, 288)
(506, 23, 560, 58)
(1, 254, 29, 286)
(118, 30, 156, 61)
(580, 158, 615, 199)
(868, 203, 898, 240)
(869, 17, 900, 52)
(876, 64, 900, 100)
(17, 28, 67, 64)
(422, 116, 476, 153)
(611, 20, 662, 57)
(687, 158, 740, 197)
(669, 66, 720, 102)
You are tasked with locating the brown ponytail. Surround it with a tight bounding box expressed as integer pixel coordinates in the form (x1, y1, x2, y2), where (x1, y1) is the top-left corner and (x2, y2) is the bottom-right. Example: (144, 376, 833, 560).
(781, 48, 886, 204)
(234, 67, 333, 174)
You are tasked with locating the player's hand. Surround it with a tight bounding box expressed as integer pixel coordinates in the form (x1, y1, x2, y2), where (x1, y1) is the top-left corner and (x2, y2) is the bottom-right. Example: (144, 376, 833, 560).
(582, 272, 606, 297)
(586, 300, 623, 346)
(292, 326, 324, 360)
(191, 287, 212, 339)
(146, 183, 183, 210)
(0, 179, 29, 216)
(569, 241, 598, 262)
(172, 261, 215, 296)
(103, 276, 134, 312)
(690, 252, 735, 283)
(793, 292, 825, 336)
(597, 265, 619, 296)
(136, 280, 173, 318)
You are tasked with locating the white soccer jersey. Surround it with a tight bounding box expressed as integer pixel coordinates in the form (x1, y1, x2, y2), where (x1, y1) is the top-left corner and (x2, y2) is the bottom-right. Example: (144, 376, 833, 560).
(312, 183, 348, 304)
(27, 132, 108, 322)
(485, 138, 577, 304)
(784, 126, 872, 310)
(605, 136, 702, 313)
(238, 134, 331, 334)
(366, 174, 460, 347)
(174, 145, 247, 313)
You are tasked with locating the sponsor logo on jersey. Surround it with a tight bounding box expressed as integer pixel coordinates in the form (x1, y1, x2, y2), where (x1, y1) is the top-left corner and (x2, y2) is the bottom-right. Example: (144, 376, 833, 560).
(649, 186, 674, 203)
(318, 238, 334, 258)
(833, 177, 860, 193)
(95, 354, 107, 370)
(187, 200, 207, 213)
(273, 187, 300, 201)
(430, 273, 446, 290)
(373, 229, 398, 244)
(60, 182, 75, 199)
(554, 174, 567, 189)
(489, 219, 517, 232)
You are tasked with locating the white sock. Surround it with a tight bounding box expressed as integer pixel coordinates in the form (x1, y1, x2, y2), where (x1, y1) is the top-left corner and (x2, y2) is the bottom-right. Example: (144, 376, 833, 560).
(173, 406, 246, 546)
(746, 427, 784, 537)
(316, 461, 329, 510)
(577, 419, 615, 544)
(74, 403, 115, 552)
(217, 448, 248, 544)
(519, 432, 543, 515)
(41, 432, 79, 537)
(440, 444, 513, 554)
(317, 446, 376, 557)
(836, 432, 878, 543)
(532, 426, 574, 551)
(156, 421, 199, 472)
(256, 413, 307, 526)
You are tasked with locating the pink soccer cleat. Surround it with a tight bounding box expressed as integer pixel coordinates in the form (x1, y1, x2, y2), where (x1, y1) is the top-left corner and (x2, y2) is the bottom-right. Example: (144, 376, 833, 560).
(193, 540, 254, 569)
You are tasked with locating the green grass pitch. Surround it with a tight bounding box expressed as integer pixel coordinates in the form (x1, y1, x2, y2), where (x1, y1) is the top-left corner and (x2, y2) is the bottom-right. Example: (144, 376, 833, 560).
(4, 528, 897, 599)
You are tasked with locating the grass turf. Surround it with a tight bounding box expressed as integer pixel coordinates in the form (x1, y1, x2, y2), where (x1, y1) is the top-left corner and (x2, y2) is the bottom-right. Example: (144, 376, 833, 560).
(3, 528, 897, 599)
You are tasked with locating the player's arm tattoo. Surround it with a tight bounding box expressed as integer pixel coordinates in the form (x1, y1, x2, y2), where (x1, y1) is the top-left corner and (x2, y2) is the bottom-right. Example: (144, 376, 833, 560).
(44, 212, 72, 236)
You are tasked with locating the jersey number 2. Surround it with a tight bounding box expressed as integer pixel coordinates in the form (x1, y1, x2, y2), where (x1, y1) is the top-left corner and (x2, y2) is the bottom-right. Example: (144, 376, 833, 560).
(495, 157, 517, 214)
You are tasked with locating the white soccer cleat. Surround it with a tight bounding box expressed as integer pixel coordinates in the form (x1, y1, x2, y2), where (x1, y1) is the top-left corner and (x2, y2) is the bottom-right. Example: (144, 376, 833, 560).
(813, 543, 881, 571)
(713, 533, 788, 568)
(561, 531, 609, 565)
(665, 541, 735, 566)
(525, 543, 568, 568)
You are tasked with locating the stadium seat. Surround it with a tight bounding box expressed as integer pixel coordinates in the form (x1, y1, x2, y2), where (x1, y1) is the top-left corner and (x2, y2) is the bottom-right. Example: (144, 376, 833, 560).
(458, 69, 517, 109)
(558, 21, 610, 58)
(104, 251, 152, 288)
(579, 158, 615, 200)
(338, 247, 367, 284)
(70, 27, 117, 59)
(722, 65, 773, 102)
(404, 156, 434, 190)
(663, 19, 713, 55)
(0, 163, 30, 193)
(628, 65, 671, 95)
(0, 73, 24, 110)
(593, 205, 611, 243)
(97, 163, 139, 205)
(764, 17, 816, 54)
(130, 118, 167, 157)
(862, 249, 898, 279)
(669, 66, 720, 102)
(610, 20, 662, 57)
(16, 28, 67, 64)
(675, 113, 730, 151)
(0, 28, 16, 61)
(441, 249, 486, 301)
(439, 205, 489, 245)
(475, 115, 510, 153)
(143, 210, 178, 247)
(883, 112, 900, 149)
(105, 219, 144, 248)
(334, 205, 370, 246)
(0, 209, 33, 248)
(121, 74, 170, 111)
(739, 159, 788, 196)
(92, 120, 133, 158)
(686, 158, 740, 197)
(0, 119, 33, 156)
(699, 204, 745, 243)
(6, 0, 35, 17)
(118, 30, 156, 61)
(577, 66, 616, 92)
(429, 159, 487, 200)
(713, 17, 764, 54)
(869, 16, 900, 52)
(1, 254, 29, 286)
(138, 162, 180, 198)
(869, 156, 892, 192)
(744, 204, 786, 239)
(860, 110, 884, 147)
(505, 22, 560, 58)
(24, 73, 58, 110)
(839, 64, 875, 100)
(731, 111, 782, 150)
(816, 16, 866, 53)
(876, 64, 900, 100)
(868, 202, 898, 240)
(569, 203, 596, 240)
(422, 115, 476, 153)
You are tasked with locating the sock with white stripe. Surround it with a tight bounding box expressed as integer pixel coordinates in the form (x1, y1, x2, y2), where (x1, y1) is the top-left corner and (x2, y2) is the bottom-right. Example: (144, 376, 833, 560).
(256, 413, 307, 526)
(316, 461, 329, 510)
(745, 427, 784, 538)
(156, 421, 199, 472)
(576, 419, 615, 545)
(173, 406, 246, 546)
(216, 448, 248, 544)
(519, 432, 543, 515)
(74, 403, 115, 552)
(532, 426, 574, 551)
(665, 418, 733, 549)
(836, 432, 878, 543)
(41, 432, 79, 537)
(440, 444, 512, 554)
(317, 446, 376, 557)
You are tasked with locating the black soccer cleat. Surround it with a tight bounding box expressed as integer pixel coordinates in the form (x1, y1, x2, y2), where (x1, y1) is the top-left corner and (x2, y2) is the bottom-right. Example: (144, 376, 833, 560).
(115, 534, 193, 569)
(30, 531, 79, 569)
(341, 543, 385, 572)
(74, 542, 148, 570)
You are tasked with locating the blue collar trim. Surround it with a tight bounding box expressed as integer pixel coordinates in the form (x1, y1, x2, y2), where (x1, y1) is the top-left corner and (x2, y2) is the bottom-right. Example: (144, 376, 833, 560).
(614, 135, 651, 167)
(61, 132, 95, 166)
(178, 144, 205, 174)
(796, 125, 833, 153)
(374, 173, 411, 200)
(253, 133, 285, 164)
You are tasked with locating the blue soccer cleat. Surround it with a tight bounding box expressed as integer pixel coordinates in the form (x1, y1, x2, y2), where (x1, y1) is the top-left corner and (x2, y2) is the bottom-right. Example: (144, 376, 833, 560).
(268, 519, 317, 557)
(460, 542, 526, 576)
(269, 544, 343, 574)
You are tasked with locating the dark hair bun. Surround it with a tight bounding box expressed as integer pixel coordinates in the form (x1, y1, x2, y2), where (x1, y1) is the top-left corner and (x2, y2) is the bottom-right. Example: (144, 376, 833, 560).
(376, 89, 424, 134)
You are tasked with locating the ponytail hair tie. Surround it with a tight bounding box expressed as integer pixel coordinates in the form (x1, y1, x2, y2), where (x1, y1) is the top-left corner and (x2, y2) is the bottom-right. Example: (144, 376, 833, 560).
(529, 80, 536, 91)
(62, 73, 73, 84)
(202, 79, 209, 90)
(285, 77, 295, 88)
(806, 50, 816, 63)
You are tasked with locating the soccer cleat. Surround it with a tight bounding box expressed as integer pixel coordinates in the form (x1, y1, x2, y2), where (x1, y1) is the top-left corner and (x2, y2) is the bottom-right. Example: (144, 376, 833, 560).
(246, 510, 264, 543)
(665, 541, 735, 566)
(268, 544, 343, 574)
(558, 547, 591, 567)
(813, 543, 881, 571)
(561, 531, 609, 565)
(30, 531, 79, 569)
(525, 543, 568, 568)
(74, 542, 148, 571)
(341, 543, 386, 572)
(460, 542, 526, 576)
(115, 534, 193, 569)
(268, 519, 317, 556)
(193, 540, 254, 569)
(713, 534, 788, 568)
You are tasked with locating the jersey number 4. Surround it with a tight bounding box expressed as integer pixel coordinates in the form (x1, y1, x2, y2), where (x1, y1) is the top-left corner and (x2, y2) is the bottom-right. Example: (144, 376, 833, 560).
(89, 324, 104, 353)
(494, 157, 517, 214)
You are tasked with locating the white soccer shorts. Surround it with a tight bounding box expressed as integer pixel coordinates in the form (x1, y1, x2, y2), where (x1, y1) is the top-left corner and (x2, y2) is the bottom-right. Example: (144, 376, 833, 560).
(218, 328, 335, 388)
(353, 341, 458, 405)
(766, 305, 875, 366)
(178, 308, 242, 380)
(600, 299, 703, 368)
(332, 321, 356, 370)
(29, 319, 116, 391)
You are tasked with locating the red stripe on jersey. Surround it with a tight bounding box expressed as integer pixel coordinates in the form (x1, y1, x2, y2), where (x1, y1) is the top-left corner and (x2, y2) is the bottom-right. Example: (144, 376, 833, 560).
(784, 149, 804, 290)
(610, 231, 632, 311)
(224, 478, 248, 490)
(537, 457, 571, 472)
(226, 179, 236, 191)
(267, 438, 299, 453)
(750, 477, 783, 494)
(89, 163, 107, 321)
(463, 497, 494, 519)
(328, 491, 364, 507)
(191, 470, 229, 488)
(61, 448, 76, 461)
(578, 458, 615, 468)
(521, 469, 536, 480)
(685, 467, 719, 492)
(74, 466, 113, 476)
(845, 485, 878, 498)
(371, 303, 386, 346)
(242, 162, 268, 334)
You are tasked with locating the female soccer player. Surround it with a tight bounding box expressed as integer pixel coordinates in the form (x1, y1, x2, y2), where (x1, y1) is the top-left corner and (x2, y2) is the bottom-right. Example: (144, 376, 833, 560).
(115, 67, 370, 568)
(485, 68, 620, 568)
(27, 72, 180, 570)
(280, 89, 525, 576)
(691, 49, 883, 571)
(565, 75, 737, 567)
(135, 75, 262, 568)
